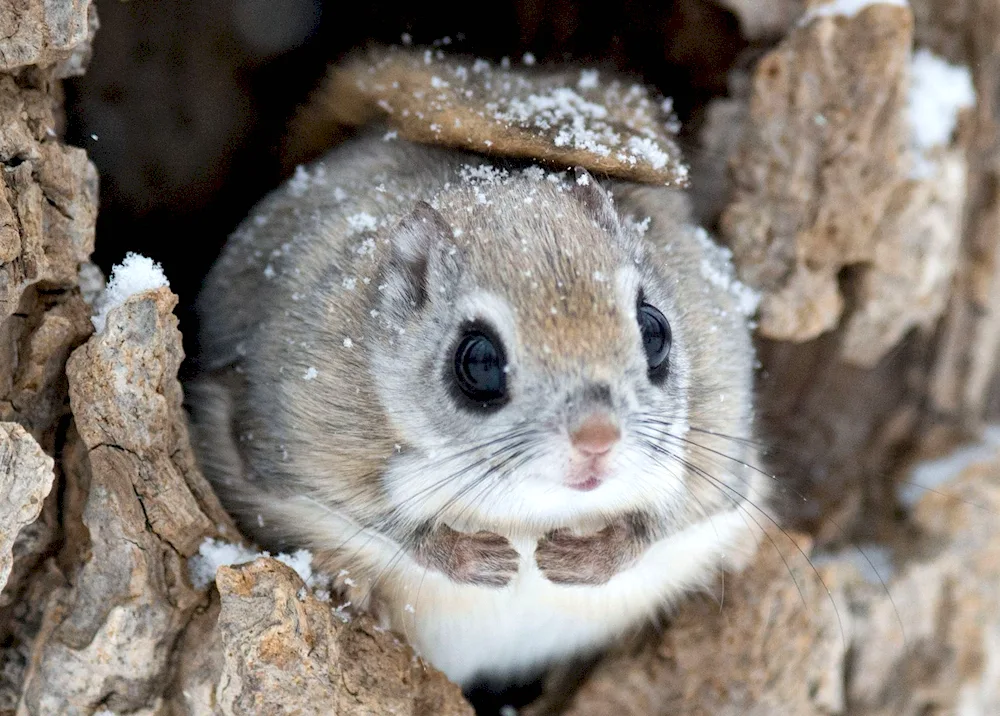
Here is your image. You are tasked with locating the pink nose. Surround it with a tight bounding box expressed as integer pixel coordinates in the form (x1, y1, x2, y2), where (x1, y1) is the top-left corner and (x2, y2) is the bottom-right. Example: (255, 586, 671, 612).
(570, 415, 621, 456)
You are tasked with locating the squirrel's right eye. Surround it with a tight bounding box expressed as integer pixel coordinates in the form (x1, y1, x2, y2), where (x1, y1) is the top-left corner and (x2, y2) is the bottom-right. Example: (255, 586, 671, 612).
(452, 327, 508, 410)
(637, 301, 671, 382)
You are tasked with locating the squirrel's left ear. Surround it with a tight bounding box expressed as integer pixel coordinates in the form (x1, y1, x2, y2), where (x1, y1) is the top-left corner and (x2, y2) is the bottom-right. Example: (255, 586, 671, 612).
(385, 201, 453, 309)
(571, 167, 619, 234)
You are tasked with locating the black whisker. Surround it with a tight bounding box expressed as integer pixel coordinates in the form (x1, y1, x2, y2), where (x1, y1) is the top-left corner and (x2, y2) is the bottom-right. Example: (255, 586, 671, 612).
(365, 441, 545, 611)
(636, 435, 847, 648)
(646, 427, 906, 643)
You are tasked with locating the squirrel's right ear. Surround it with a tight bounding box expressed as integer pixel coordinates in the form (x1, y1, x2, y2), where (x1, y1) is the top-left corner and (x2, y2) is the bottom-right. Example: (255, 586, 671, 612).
(386, 201, 452, 309)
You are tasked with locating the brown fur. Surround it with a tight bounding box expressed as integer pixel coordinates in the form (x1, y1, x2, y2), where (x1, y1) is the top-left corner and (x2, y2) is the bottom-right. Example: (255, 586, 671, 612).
(431, 180, 636, 378)
(284, 46, 688, 186)
(535, 513, 652, 585)
(413, 524, 521, 587)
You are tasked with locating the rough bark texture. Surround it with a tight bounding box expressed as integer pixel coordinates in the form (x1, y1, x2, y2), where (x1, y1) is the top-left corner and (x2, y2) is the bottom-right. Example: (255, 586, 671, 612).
(695, 2, 988, 541)
(1, 283, 475, 714)
(539, 449, 1000, 715)
(190, 558, 472, 716)
(15, 287, 233, 715)
(722, 5, 940, 349)
(0, 0, 96, 78)
(1, 0, 1000, 715)
(0, 6, 477, 706)
(0, 424, 52, 594)
(0, 0, 98, 709)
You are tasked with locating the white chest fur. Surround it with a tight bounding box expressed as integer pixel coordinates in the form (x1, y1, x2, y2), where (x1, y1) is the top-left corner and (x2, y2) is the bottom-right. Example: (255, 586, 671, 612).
(384, 507, 755, 686)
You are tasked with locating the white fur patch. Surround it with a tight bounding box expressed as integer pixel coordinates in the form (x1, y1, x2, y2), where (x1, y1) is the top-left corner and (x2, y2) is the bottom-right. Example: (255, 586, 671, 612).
(392, 507, 755, 685)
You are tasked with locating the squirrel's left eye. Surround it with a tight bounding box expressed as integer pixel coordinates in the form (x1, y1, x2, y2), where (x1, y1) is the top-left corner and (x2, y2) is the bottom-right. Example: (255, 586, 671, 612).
(637, 302, 671, 378)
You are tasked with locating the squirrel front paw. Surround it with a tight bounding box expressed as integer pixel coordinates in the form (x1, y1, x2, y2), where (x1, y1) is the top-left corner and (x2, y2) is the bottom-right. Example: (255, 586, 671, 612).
(417, 524, 520, 587)
(535, 520, 646, 585)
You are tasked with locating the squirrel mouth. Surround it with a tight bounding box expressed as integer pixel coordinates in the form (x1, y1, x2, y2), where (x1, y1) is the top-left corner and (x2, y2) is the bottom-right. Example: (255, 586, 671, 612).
(565, 457, 608, 491)
(567, 476, 603, 491)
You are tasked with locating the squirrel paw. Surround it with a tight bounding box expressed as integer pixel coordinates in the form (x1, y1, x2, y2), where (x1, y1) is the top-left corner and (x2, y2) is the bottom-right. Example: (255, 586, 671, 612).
(535, 528, 626, 586)
(424, 526, 520, 587)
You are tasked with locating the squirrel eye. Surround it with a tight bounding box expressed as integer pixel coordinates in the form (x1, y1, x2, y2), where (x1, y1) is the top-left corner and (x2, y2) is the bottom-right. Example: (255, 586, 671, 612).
(637, 302, 671, 377)
(452, 328, 508, 409)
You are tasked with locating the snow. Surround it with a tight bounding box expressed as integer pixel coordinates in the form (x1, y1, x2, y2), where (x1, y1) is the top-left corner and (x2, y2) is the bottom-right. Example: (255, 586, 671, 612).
(357, 46, 686, 188)
(188, 540, 259, 589)
(577, 69, 599, 90)
(899, 425, 1000, 507)
(460, 163, 510, 184)
(691, 227, 760, 317)
(627, 216, 652, 236)
(499, 87, 617, 156)
(908, 49, 975, 151)
(356, 237, 377, 256)
(276, 549, 315, 586)
(78, 262, 105, 307)
(288, 165, 311, 197)
(303, 366, 318, 380)
(187, 537, 320, 590)
(626, 136, 669, 171)
(91, 253, 170, 333)
(800, 0, 907, 24)
(347, 212, 378, 234)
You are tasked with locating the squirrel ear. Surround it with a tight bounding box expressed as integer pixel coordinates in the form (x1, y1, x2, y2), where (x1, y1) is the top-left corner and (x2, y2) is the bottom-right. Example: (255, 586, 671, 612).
(387, 201, 451, 308)
(571, 167, 619, 233)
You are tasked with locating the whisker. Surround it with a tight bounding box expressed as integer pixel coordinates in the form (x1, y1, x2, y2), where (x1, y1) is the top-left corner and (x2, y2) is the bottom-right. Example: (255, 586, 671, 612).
(637, 436, 847, 648)
(654, 415, 1000, 516)
(649, 429, 907, 643)
(377, 444, 547, 620)
(289, 432, 542, 612)
(408, 445, 542, 623)
(380, 436, 537, 532)
(428, 442, 542, 528)
(636, 421, 779, 486)
(635, 439, 764, 575)
(358, 541, 413, 615)
(895, 479, 999, 515)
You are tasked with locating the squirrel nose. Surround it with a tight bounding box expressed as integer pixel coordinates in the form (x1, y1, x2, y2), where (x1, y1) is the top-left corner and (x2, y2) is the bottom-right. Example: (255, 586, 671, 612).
(570, 414, 621, 456)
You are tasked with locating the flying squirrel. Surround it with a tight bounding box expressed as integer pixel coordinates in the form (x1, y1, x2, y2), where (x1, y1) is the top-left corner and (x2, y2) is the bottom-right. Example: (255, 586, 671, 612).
(187, 126, 766, 688)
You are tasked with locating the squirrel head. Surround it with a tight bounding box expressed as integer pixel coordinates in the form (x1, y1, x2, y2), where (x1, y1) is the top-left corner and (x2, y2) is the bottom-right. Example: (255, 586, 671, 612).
(368, 166, 733, 533)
